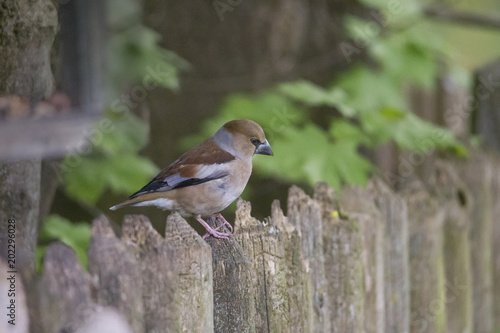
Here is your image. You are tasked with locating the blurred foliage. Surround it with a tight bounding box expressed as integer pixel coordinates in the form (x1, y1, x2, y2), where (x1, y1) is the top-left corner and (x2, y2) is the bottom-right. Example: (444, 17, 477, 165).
(59, 0, 188, 206)
(62, 110, 159, 205)
(107, 0, 189, 97)
(36, 215, 91, 272)
(185, 0, 468, 191)
(57, 0, 185, 205)
(39, 0, 187, 269)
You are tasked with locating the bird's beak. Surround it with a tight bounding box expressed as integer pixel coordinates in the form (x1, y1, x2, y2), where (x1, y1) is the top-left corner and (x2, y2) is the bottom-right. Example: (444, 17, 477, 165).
(255, 139, 273, 156)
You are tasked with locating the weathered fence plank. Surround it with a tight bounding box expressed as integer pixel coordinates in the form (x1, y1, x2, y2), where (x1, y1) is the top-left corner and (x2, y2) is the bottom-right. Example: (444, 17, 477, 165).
(38, 243, 98, 333)
(288, 185, 331, 333)
(273, 198, 314, 332)
(315, 183, 365, 332)
(458, 152, 495, 333)
(205, 217, 256, 333)
(234, 199, 290, 333)
(340, 184, 385, 333)
(492, 154, 500, 330)
(122, 215, 180, 333)
(369, 178, 410, 333)
(164, 212, 214, 333)
(88, 216, 145, 333)
(432, 161, 473, 333)
(402, 180, 447, 333)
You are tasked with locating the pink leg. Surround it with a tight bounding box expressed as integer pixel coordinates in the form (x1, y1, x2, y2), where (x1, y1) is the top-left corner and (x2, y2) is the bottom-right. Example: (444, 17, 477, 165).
(215, 213, 233, 232)
(196, 216, 231, 239)
(202, 225, 221, 239)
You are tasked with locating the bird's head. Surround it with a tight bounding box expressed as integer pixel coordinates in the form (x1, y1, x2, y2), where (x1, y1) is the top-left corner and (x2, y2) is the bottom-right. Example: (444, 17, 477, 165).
(212, 119, 273, 160)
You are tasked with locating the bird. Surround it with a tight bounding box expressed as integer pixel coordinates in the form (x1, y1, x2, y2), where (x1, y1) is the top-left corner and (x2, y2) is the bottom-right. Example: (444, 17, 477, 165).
(110, 119, 273, 239)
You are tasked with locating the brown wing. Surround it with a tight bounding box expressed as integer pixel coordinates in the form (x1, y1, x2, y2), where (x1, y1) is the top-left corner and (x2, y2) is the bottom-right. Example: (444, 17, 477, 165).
(129, 138, 235, 198)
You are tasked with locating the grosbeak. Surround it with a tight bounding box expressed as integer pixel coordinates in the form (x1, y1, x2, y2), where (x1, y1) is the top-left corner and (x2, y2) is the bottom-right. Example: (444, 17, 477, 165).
(110, 119, 273, 239)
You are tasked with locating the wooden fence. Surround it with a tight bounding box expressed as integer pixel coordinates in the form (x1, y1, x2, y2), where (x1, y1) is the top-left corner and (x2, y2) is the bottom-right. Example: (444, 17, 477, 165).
(1, 153, 499, 333)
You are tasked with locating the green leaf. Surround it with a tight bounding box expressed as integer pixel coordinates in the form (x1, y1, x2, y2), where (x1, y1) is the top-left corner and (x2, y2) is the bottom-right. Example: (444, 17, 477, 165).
(38, 215, 91, 270)
(278, 80, 356, 117)
(336, 66, 407, 112)
(253, 124, 372, 190)
(379, 107, 405, 119)
(370, 32, 438, 89)
(63, 157, 109, 204)
(64, 153, 158, 205)
(62, 110, 159, 205)
(99, 111, 150, 154)
(104, 153, 160, 195)
(329, 120, 371, 145)
(180, 92, 305, 150)
(329, 141, 372, 186)
(107, 17, 189, 99)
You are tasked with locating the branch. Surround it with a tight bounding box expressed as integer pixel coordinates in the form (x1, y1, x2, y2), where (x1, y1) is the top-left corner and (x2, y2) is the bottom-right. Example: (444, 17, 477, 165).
(424, 7, 500, 30)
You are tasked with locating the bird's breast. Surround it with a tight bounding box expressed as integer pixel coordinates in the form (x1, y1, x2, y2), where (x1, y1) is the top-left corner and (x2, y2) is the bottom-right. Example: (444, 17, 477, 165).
(174, 159, 252, 216)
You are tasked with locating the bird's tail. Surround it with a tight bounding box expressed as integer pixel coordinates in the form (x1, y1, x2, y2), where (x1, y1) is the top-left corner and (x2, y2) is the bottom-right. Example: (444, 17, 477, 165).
(109, 198, 141, 211)
(110, 192, 173, 211)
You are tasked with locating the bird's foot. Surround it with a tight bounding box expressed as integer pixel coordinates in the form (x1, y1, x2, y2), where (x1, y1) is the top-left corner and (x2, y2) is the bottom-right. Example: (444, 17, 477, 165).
(215, 213, 233, 232)
(202, 225, 221, 239)
(197, 216, 232, 239)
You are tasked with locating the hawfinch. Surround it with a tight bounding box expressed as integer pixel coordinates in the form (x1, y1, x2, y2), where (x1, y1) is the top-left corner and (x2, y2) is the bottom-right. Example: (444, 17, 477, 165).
(110, 119, 273, 239)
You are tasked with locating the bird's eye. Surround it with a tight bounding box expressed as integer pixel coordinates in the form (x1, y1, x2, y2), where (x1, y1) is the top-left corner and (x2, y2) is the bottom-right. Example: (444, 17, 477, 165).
(250, 137, 260, 147)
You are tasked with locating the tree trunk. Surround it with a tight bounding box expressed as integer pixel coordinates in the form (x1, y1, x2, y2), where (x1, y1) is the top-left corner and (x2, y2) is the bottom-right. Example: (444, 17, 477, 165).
(0, 0, 58, 275)
(0, 162, 41, 274)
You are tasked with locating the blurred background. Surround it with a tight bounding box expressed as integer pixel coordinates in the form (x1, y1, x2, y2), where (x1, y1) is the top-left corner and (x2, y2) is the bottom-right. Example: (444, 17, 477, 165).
(1, 0, 499, 269)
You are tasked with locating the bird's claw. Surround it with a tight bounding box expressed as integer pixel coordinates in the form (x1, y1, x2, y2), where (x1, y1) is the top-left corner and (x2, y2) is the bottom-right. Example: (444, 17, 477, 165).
(197, 216, 232, 239)
(215, 213, 233, 232)
(202, 227, 231, 239)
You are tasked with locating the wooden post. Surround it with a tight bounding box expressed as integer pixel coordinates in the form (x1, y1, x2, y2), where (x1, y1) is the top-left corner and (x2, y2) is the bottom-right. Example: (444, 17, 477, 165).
(369, 178, 410, 333)
(402, 180, 447, 333)
(288, 185, 331, 332)
(431, 160, 473, 333)
(341, 184, 385, 333)
(458, 152, 495, 333)
(87, 216, 145, 333)
(315, 183, 365, 332)
(205, 215, 256, 333)
(36, 243, 98, 333)
(122, 215, 180, 333)
(491, 153, 500, 330)
(233, 199, 284, 332)
(164, 213, 214, 333)
(270, 199, 313, 332)
(234, 198, 311, 332)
